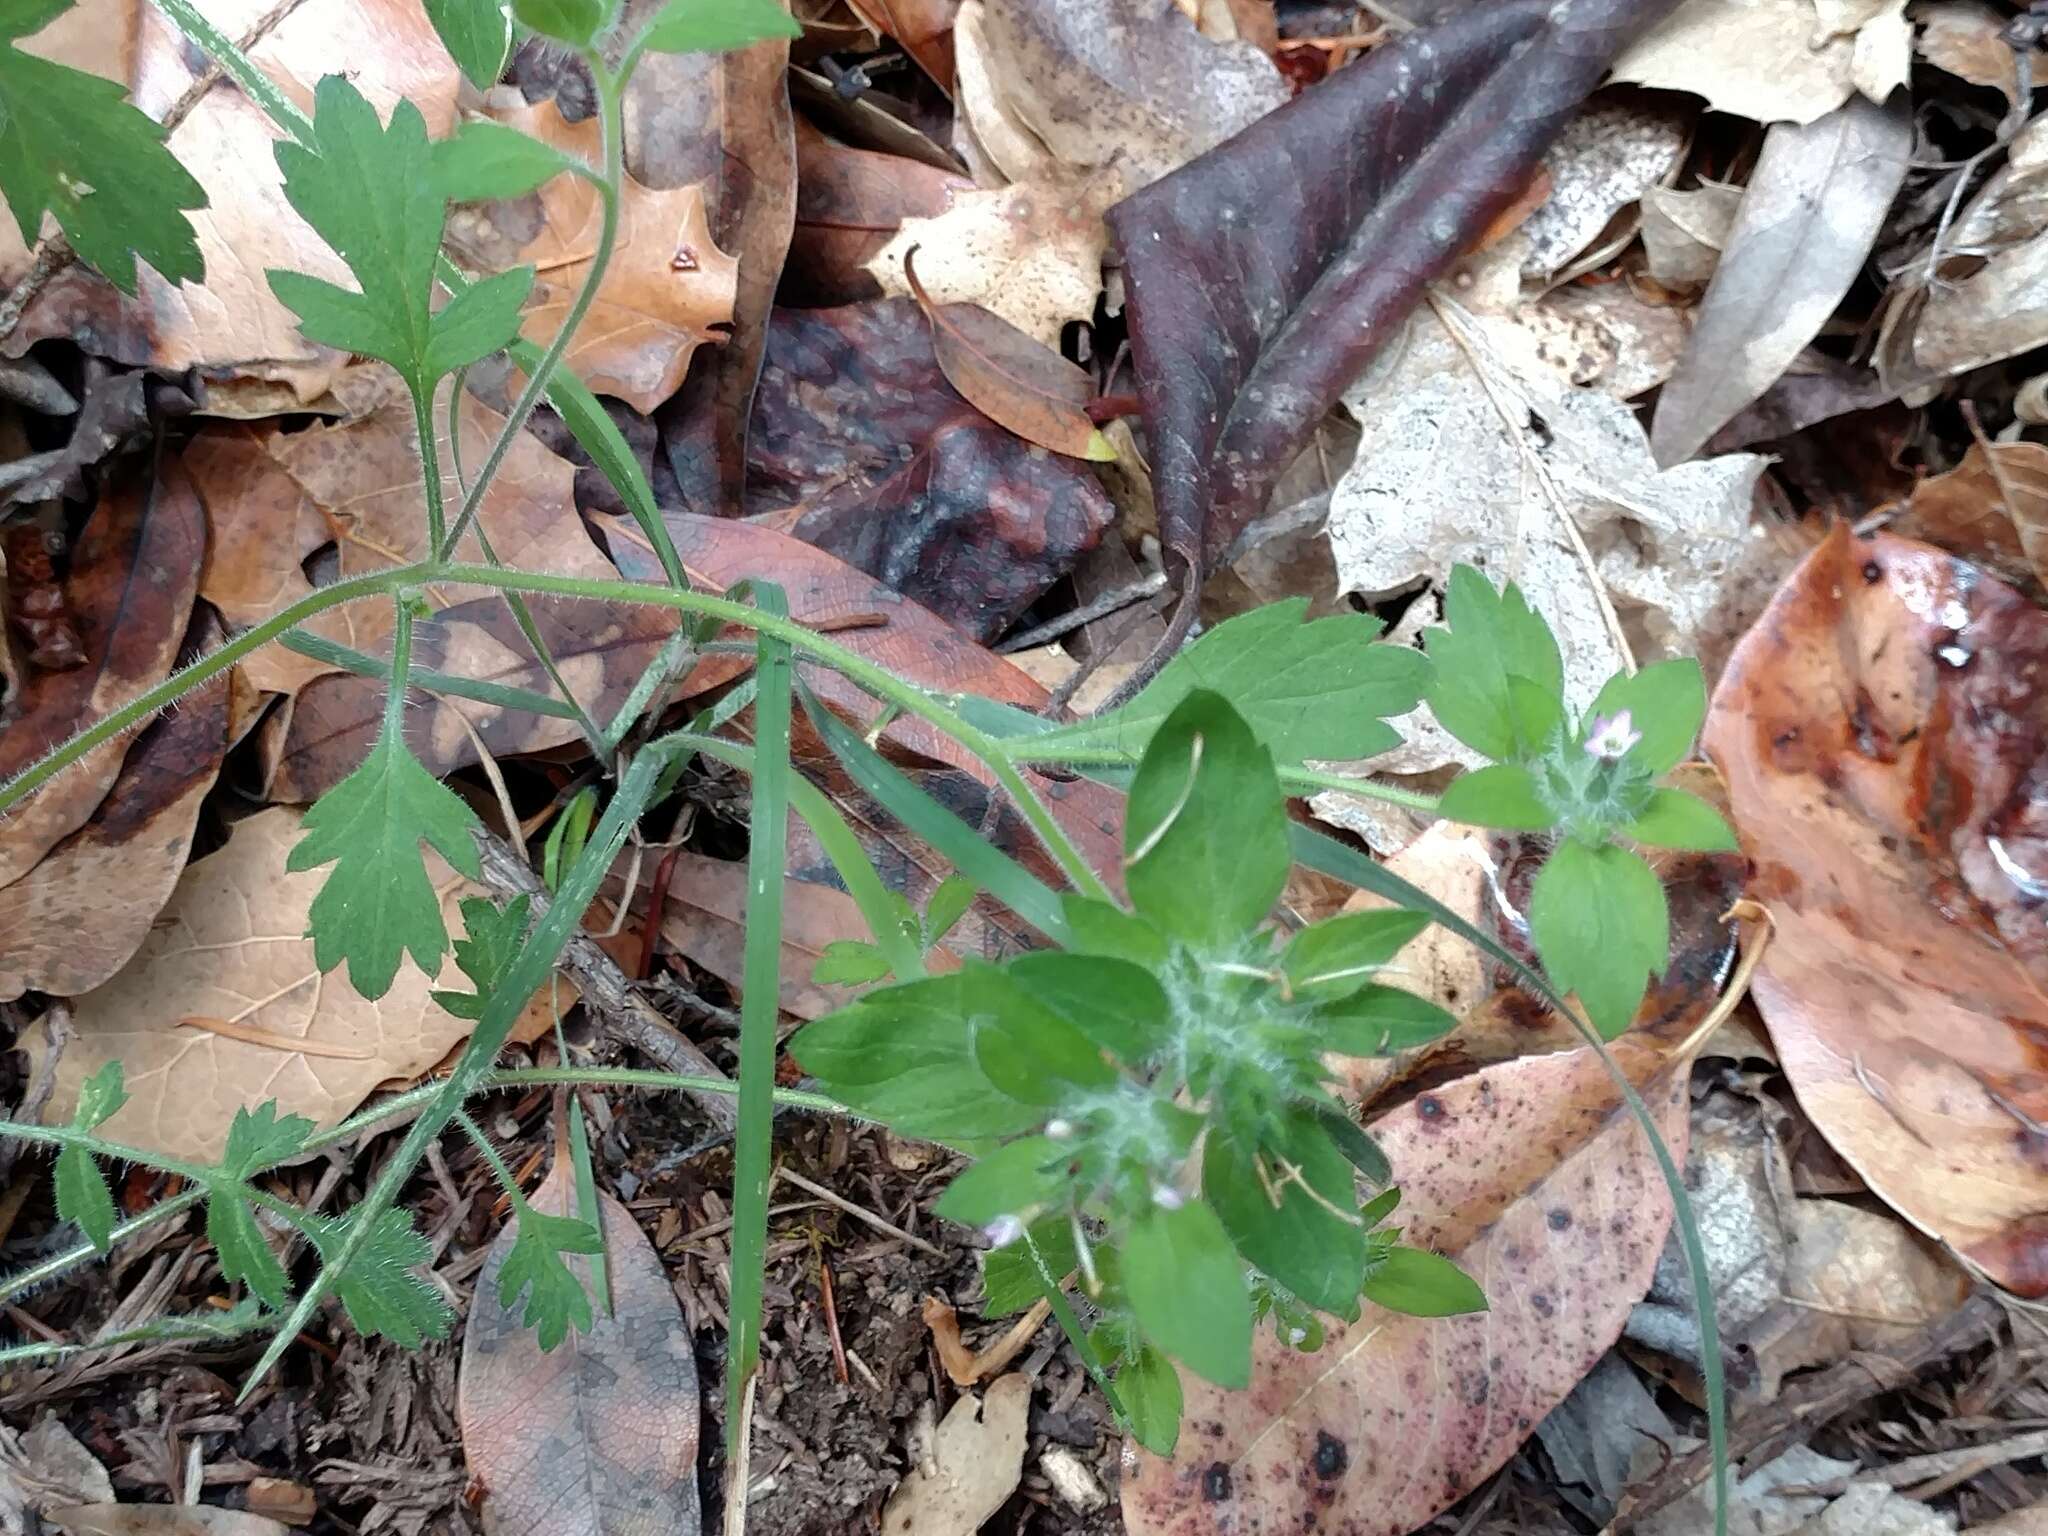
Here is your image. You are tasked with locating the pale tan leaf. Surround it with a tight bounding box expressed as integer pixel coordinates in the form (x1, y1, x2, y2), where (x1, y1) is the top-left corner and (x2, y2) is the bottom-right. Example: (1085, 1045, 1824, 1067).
(881, 1374, 1029, 1536)
(47, 1506, 290, 1536)
(1611, 0, 1910, 126)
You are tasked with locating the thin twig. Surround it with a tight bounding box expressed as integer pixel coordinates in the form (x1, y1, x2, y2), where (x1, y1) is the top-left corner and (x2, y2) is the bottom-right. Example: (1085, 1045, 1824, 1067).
(999, 570, 1168, 653)
(776, 1166, 945, 1258)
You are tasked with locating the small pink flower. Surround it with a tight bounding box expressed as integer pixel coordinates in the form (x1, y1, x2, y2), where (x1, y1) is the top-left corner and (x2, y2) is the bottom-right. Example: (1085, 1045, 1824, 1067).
(982, 1214, 1027, 1247)
(1151, 1185, 1186, 1211)
(1583, 710, 1642, 761)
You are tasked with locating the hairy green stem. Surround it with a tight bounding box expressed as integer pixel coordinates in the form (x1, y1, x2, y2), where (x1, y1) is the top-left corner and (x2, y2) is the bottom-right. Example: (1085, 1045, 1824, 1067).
(411, 391, 447, 555)
(455, 1110, 528, 1208)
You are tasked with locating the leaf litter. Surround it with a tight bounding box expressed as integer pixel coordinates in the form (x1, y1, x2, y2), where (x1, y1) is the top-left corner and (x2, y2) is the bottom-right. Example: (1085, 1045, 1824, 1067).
(13, 0, 2048, 1532)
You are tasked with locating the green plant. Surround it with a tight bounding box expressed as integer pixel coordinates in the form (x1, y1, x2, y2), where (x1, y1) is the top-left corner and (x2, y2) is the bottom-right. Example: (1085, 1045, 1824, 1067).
(0, 0, 1730, 1526)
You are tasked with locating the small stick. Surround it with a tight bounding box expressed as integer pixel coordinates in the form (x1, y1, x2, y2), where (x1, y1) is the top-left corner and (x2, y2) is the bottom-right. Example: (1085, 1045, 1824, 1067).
(820, 1258, 850, 1385)
(777, 1166, 944, 1258)
(999, 571, 1168, 653)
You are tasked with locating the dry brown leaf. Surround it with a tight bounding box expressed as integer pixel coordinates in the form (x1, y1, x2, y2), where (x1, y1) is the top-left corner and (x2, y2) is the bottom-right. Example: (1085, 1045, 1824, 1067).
(0, 469, 204, 887)
(1123, 1027, 1694, 1536)
(459, 1159, 701, 1536)
(46, 1508, 289, 1536)
(847, 0, 959, 92)
(789, 121, 975, 305)
(487, 100, 738, 414)
(1703, 525, 2048, 1295)
(1913, 0, 2022, 105)
(1611, 0, 1910, 126)
(880, 1374, 1029, 1536)
(2, 0, 457, 401)
(0, 668, 227, 1000)
(1893, 439, 2048, 596)
(30, 809, 481, 1162)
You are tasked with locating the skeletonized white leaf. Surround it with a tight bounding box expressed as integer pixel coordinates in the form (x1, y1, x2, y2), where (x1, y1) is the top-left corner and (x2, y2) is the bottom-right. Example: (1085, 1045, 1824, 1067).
(1650, 95, 1911, 466)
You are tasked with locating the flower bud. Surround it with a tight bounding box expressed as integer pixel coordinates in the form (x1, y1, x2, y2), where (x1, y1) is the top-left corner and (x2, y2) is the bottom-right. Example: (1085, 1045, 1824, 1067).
(982, 1214, 1027, 1248)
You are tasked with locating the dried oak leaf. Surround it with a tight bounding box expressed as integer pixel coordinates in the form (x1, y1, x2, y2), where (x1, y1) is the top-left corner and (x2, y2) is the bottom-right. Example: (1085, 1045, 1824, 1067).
(0, 467, 204, 888)
(460, 1159, 701, 1536)
(29, 808, 480, 1163)
(1702, 526, 2048, 1294)
(1123, 1026, 1694, 1536)
(0, 667, 227, 1001)
(2, 0, 458, 402)
(1108, 0, 1679, 625)
(479, 99, 738, 415)
(739, 300, 1114, 641)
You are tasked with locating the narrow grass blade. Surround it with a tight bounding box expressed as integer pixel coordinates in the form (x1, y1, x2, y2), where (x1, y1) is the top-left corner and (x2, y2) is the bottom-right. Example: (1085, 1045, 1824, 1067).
(567, 1094, 611, 1316)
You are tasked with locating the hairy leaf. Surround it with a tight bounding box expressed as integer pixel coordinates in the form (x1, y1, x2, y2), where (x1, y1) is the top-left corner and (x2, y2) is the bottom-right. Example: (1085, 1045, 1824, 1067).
(498, 1206, 605, 1352)
(1528, 839, 1668, 1039)
(221, 1102, 314, 1181)
(208, 1194, 289, 1308)
(54, 1144, 115, 1251)
(433, 895, 533, 1020)
(0, 0, 205, 291)
(303, 1207, 452, 1347)
(433, 121, 577, 201)
(1124, 1201, 1250, 1389)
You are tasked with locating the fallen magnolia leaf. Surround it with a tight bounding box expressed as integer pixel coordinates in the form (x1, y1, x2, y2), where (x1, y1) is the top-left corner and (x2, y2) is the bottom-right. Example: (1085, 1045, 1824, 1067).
(1703, 526, 2048, 1295)
(880, 1374, 1029, 1536)
(0, 468, 204, 888)
(45, 1509, 290, 1536)
(1650, 95, 1911, 466)
(2, 0, 458, 402)
(1109, 0, 1677, 623)
(737, 300, 1114, 641)
(1892, 438, 2048, 596)
(1123, 1020, 1695, 1535)
(29, 808, 480, 1162)
(460, 1159, 701, 1536)
(1611, 0, 1911, 126)
(787, 120, 975, 306)
(0, 668, 227, 1001)
(950, 0, 1285, 191)
(465, 99, 739, 415)
(903, 249, 1109, 460)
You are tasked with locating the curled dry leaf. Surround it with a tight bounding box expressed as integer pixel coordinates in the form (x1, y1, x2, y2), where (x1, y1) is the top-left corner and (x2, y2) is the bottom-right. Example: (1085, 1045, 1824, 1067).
(1639, 182, 1741, 288)
(0, 667, 227, 1001)
(1123, 1027, 1695, 1536)
(846, 0, 959, 93)
(1109, 0, 1677, 609)
(1610, 0, 1911, 126)
(28, 808, 482, 1163)
(2, 0, 458, 402)
(1650, 95, 1911, 467)
(459, 1160, 701, 1536)
(738, 300, 1113, 641)
(1892, 439, 2048, 597)
(880, 1374, 1030, 1536)
(903, 248, 1108, 460)
(0, 468, 204, 888)
(1703, 526, 2048, 1294)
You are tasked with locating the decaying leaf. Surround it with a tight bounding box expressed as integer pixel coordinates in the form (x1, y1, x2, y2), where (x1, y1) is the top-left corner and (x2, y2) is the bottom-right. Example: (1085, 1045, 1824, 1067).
(459, 1160, 701, 1536)
(1639, 1444, 1957, 1536)
(1123, 1026, 1694, 1536)
(29, 809, 481, 1162)
(1703, 526, 2048, 1295)
(787, 120, 974, 305)
(1914, 0, 2022, 106)
(1611, 0, 1911, 126)
(1651, 96, 1910, 466)
(1108, 0, 1677, 622)
(1639, 181, 1741, 288)
(879, 1374, 1029, 1536)
(44, 1508, 291, 1536)
(0, 668, 227, 1001)
(846, 0, 959, 94)
(0, 469, 204, 887)
(1892, 438, 2048, 596)
(1518, 100, 1688, 283)
(739, 300, 1113, 641)
(2, 0, 459, 402)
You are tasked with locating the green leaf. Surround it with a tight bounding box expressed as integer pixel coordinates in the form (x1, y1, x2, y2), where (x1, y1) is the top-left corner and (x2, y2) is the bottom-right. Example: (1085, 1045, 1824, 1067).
(972, 992, 1117, 1106)
(1059, 896, 1169, 969)
(425, 0, 513, 89)
(208, 1195, 289, 1309)
(498, 1206, 604, 1352)
(982, 1215, 1076, 1314)
(73, 1060, 126, 1130)
(288, 727, 483, 1000)
(812, 939, 892, 986)
(638, 0, 801, 51)
(1117, 1344, 1184, 1456)
(432, 894, 532, 1020)
(302, 1207, 453, 1347)
(511, 0, 608, 45)
(422, 264, 535, 378)
(1281, 909, 1429, 1002)
(0, 0, 205, 292)
(933, 1137, 1067, 1227)
(1203, 1113, 1364, 1319)
(922, 875, 977, 950)
(220, 1102, 314, 1181)
(1310, 984, 1458, 1056)
(1437, 763, 1558, 831)
(1582, 659, 1707, 774)
(1124, 1200, 1250, 1388)
(54, 1144, 115, 1252)
(1361, 1246, 1486, 1317)
(542, 787, 597, 892)
(1006, 951, 1171, 1066)
(1025, 600, 1428, 767)
(1528, 839, 1667, 1040)
(1624, 787, 1738, 852)
(1124, 690, 1288, 952)
(1423, 567, 1565, 763)
(1315, 1108, 1392, 1187)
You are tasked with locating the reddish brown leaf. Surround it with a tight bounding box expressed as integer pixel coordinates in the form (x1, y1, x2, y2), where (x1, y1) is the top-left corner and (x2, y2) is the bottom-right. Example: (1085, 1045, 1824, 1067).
(847, 0, 959, 93)
(1106, 0, 1677, 628)
(1892, 439, 2048, 600)
(1703, 526, 2048, 1295)
(786, 121, 973, 307)
(736, 300, 1114, 640)
(903, 248, 1109, 461)
(460, 1160, 701, 1536)
(0, 468, 204, 887)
